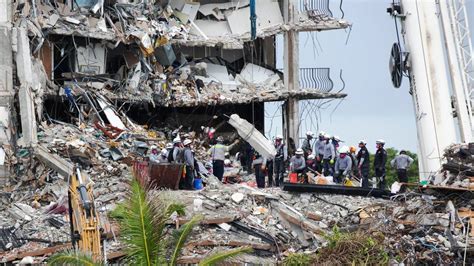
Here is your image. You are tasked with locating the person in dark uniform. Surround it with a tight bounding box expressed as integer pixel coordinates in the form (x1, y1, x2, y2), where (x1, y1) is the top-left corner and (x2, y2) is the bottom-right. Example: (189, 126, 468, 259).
(252, 153, 266, 188)
(301, 131, 314, 158)
(273, 135, 287, 187)
(374, 139, 388, 189)
(356, 140, 370, 188)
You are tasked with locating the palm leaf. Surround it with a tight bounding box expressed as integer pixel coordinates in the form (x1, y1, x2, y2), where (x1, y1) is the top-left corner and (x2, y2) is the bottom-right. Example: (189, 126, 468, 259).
(120, 178, 158, 266)
(147, 193, 186, 265)
(169, 215, 202, 265)
(198, 247, 253, 266)
(48, 249, 100, 266)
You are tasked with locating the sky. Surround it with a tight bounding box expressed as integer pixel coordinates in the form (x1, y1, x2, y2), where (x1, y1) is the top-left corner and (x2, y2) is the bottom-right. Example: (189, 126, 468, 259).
(264, 0, 474, 153)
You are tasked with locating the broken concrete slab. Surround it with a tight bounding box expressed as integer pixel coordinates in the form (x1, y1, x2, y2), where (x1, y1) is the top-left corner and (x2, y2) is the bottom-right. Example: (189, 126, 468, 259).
(34, 145, 73, 177)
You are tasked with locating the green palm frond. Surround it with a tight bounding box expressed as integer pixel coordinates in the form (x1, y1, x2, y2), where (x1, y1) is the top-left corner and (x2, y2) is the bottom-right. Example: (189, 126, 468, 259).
(169, 215, 203, 265)
(48, 249, 100, 266)
(198, 247, 253, 266)
(120, 178, 159, 266)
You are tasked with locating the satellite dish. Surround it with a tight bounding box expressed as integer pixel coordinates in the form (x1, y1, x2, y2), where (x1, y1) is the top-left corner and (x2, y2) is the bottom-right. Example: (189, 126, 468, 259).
(389, 42, 403, 88)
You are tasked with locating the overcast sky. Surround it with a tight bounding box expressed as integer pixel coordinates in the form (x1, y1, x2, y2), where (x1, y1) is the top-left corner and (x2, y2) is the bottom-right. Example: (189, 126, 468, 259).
(265, 0, 474, 153)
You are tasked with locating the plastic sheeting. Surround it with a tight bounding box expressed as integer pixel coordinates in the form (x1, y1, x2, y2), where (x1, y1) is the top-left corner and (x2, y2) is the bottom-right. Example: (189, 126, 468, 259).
(228, 114, 276, 159)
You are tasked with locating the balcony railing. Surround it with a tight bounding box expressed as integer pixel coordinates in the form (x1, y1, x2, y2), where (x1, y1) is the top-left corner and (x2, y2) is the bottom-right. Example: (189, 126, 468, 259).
(299, 0, 345, 19)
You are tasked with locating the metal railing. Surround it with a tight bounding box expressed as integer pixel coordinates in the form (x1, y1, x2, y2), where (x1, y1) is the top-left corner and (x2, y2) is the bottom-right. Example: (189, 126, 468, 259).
(299, 0, 345, 19)
(278, 67, 344, 92)
(299, 68, 333, 92)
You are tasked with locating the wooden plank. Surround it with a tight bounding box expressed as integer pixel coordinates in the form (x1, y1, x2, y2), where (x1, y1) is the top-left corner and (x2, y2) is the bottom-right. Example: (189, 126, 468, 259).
(471, 218, 474, 237)
(5, 243, 71, 261)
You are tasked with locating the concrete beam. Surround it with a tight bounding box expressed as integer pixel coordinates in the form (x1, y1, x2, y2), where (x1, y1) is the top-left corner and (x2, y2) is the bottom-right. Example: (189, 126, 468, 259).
(35, 145, 74, 177)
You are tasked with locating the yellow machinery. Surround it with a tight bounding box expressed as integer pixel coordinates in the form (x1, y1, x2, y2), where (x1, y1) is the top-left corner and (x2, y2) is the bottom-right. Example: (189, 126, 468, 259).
(68, 166, 103, 262)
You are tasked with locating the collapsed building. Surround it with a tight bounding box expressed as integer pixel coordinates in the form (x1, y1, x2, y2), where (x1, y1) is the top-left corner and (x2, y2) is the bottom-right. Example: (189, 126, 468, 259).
(1, 0, 474, 264)
(0, 0, 349, 185)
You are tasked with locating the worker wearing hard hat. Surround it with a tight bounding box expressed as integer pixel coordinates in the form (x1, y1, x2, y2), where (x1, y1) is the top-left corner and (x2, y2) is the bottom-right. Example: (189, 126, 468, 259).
(273, 135, 288, 187)
(168, 137, 184, 163)
(290, 148, 307, 182)
(208, 136, 240, 181)
(301, 131, 314, 158)
(181, 139, 195, 190)
(335, 146, 352, 183)
(322, 134, 336, 176)
(356, 140, 370, 188)
(374, 139, 388, 189)
(149, 145, 160, 163)
(159, 148, 168, 162)
(313, 131, 326, 172)
(391, 150, 414, 192)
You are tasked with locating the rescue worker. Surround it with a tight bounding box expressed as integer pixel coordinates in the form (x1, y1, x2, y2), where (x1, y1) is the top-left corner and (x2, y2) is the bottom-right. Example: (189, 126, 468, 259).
(349, 146, 358, 177)
(168, 137, 183, 163)
(159, 148, 168, 162)
(313, 131, 326, 172)
(182, 139, 195, 190)
(306, 154, 317, 172)
(322, 134, 335, 176)
(335, 146, 352, 183)
(391, 150, 414, 192)
(208, 136, 239, 181)
(332, 136, 343, 153)
(273, 135, 288, 187)
(149, 145, 160, 163)
(290, 149, 307, 182)
(301, 131, 314, 158)
(374, 139, 388, 189)
(252, 152, 267, 188)
(356, 140, 370, 188)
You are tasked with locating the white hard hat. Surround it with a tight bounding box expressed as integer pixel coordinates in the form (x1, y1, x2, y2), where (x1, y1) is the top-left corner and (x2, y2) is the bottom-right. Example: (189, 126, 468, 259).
(308, 154, 315, 160)
(295, 148, 304, 155)
(216, 136, 224, 142)
(173, 137, 181, 144)
(318, 131, 325, 136)
(306, 131, 314, 136)
(359, 140, 367, 145)
(224, 159, 231, 166)
(150, 145, 158, 150)
(275, 134, 283, 140)
(333, 136, 343, 142)
(324, 134, 332, 139)
(376, 139, 385, 145)
(166, 143, 173, 149)
(161, 148, 167, 155)
(183, 139, 192, 146)
(338, 145, 349, 154)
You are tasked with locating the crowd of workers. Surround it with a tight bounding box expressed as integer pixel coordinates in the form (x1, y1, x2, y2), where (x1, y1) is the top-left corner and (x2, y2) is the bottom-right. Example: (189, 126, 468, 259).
(147, 130, 414, 192)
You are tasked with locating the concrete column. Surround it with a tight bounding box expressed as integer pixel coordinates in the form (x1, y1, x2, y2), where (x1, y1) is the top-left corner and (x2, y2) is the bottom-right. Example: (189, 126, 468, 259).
(0, 0, 13, 181)
(283, 0, 300, 148)
(16, 27, 38, 146)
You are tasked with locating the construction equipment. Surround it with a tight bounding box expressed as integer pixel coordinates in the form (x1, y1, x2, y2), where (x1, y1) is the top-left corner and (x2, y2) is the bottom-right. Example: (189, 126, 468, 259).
(387, 0, 474, 181)
(68, 166, 103, 261)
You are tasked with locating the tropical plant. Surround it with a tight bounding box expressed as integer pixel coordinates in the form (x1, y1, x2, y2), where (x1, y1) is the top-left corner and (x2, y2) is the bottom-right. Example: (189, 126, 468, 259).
(49, 178, 250, 265)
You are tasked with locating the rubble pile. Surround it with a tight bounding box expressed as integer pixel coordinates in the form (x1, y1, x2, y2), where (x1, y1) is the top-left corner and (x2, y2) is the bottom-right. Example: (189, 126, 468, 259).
(152, 185, 473, 264)
(429, 143, 474, 188)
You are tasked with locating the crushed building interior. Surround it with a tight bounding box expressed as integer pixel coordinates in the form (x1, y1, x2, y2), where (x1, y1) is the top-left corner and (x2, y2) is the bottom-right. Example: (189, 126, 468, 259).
(1, 0, 474, 264)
